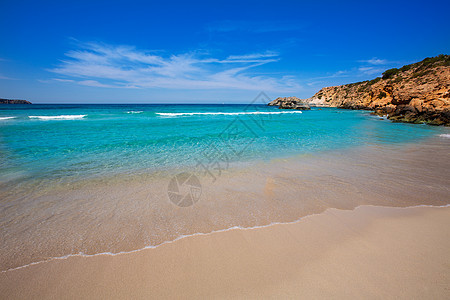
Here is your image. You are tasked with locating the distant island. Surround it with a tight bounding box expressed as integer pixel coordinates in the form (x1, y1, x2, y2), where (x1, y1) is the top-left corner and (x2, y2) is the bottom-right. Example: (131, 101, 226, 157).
(0, 98, 32, 104)
(271, 54, 450, 126)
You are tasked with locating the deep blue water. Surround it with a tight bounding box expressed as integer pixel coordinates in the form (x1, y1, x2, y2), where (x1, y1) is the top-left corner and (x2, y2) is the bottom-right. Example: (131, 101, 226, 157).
(0, 104, 447, 185)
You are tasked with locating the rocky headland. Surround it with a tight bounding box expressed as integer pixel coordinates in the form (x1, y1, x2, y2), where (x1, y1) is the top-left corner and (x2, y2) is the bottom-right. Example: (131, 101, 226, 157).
(268, 96, 311, 110)
(0, 98, 32, 104)
(271, 55, 450, 126)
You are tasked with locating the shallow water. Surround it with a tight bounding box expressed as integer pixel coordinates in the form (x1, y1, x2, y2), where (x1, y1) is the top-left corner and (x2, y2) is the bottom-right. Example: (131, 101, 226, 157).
(1, 104, 447, 183)
(0, 104, 449, 270)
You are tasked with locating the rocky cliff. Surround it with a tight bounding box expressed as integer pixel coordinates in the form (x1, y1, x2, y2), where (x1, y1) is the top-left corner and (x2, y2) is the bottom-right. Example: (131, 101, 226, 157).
(304, 55, 450, 125)
(0, 98, 32, 104)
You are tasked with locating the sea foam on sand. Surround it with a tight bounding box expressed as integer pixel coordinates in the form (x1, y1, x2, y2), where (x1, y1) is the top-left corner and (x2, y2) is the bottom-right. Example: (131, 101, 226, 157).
(1, 205, 449, 299)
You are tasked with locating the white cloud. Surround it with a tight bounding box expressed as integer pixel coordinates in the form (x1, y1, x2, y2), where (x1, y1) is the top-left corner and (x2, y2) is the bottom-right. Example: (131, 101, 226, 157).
(78, 80, 119, 88)
(309, 70, 349, 80)
(358, 58, 388, 65)
(47, 42, 300, 92)
(358, 66, 385, 75)
(226, 52, 279, 61)
(53, 78, 75, 83)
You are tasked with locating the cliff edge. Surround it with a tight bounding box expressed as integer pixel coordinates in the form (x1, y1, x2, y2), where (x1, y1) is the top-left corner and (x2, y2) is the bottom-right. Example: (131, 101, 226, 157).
(304, 54, 450, 125)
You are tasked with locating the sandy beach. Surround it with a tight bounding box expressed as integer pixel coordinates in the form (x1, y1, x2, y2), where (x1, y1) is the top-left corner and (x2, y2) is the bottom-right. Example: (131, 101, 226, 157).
(1, 205, 449, 299)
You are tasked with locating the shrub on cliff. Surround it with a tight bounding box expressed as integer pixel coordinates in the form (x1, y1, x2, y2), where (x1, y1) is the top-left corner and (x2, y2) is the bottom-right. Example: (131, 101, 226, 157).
(378, 91, 387, 99)
(382, 68, 399, 79)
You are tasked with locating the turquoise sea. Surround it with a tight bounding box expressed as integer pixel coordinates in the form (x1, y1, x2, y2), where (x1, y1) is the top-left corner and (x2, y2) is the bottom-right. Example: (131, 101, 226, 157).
(0, 104, 447, 185)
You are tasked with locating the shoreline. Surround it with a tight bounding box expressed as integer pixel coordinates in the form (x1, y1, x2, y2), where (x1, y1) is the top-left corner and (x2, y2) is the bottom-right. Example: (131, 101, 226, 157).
(3, 202, 449, 274)
(1, 204, 449, 298)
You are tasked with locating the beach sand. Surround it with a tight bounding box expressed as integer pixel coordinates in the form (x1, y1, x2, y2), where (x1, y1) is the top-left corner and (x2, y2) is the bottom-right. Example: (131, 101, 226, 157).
(1, 205, 449, 299)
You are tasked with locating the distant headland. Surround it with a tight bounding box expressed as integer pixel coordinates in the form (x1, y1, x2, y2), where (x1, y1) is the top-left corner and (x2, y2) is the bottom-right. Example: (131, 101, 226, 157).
(271, 54, 450, 126)
(0, 98, 32, 104)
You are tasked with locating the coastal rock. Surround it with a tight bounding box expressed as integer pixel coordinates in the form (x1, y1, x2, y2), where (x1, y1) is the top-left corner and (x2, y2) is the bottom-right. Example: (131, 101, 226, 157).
(302, 54, 450, 126)
(268, 96, 311, 110)
(0, 98, 32, 104)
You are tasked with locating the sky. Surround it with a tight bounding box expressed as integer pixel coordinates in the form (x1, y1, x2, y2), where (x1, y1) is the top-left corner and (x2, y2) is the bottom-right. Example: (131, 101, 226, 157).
(0, 0, 449, 103)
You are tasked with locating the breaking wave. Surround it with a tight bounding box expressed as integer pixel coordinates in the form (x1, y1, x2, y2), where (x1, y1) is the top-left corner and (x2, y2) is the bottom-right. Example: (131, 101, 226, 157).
(156, 111, 303, 117)
(29, 115, 87, 120)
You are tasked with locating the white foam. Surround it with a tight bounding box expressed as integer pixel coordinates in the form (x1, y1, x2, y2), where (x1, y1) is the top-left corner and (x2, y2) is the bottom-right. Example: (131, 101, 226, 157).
(2, 203, 449, 273)
(438, 134, 450, 138)
(156, 111, 303, 117)
(126, 111, 143, 114)
(0, 116, 15, 120)
(29, 115, 87, 120)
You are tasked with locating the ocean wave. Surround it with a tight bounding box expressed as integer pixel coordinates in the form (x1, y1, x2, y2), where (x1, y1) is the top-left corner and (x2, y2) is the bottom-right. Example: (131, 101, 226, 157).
(156, 111, 303, 117)
(438, 134, 450, 138)
(29, 115, 87, 120)
(126, 111, 143, 114)
(0, 116, 16, 120)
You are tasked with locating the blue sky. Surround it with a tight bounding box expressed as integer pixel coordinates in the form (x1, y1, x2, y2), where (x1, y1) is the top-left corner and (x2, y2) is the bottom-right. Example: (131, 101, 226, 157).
(0, 0, 449, 103)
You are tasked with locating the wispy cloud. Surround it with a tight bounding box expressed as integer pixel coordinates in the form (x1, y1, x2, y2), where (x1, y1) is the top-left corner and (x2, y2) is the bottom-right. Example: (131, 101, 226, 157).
(305, 59, 391, 87)
(225, 51, 279, 62)
(47, 42, 300, 92)
(356, 57, 398, 76)
(53, 78, 75, 83)
(312, 57, 392, 80)
(358, 58, 389, 65)
(358, 66, 385, 75)
(308, 70, 350, 80)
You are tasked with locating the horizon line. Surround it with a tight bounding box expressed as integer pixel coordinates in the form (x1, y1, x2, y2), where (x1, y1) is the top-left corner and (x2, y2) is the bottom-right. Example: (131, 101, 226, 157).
(4, 102, 271, 105)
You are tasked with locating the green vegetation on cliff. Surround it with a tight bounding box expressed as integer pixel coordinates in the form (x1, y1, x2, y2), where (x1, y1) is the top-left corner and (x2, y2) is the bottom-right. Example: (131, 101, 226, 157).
(382, 54, 450, 79)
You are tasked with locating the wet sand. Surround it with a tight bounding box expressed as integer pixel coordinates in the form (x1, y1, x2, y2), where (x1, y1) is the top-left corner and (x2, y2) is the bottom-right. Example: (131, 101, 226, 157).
(1, 205, 449, 299)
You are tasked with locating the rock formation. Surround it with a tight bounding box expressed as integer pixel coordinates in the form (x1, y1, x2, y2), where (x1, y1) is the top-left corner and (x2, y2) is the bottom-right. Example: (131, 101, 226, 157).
(302, 54, 450, 126)
(0, 98, 32, 104)
(268, 96, 311, 110)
